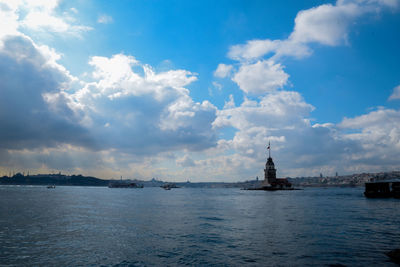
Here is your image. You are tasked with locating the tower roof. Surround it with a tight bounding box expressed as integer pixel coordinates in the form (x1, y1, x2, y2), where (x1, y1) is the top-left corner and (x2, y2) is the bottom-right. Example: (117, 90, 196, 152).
(266, 156, 275, 165)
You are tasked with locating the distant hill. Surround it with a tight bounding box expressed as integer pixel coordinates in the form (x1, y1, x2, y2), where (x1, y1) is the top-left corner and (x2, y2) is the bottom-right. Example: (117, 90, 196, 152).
(0, 173, 109, 186)
(2, 171, 399, 188)
(287, 171, 400, 187)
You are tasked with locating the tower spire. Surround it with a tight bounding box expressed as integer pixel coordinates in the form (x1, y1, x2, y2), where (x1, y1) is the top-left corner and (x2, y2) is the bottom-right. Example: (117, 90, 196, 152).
(267, 141, 271, 158)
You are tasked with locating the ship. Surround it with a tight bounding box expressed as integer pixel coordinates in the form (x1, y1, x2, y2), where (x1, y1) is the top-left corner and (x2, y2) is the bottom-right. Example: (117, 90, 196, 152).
(108, 181, 143, 188)
(160, 183, 180, 190)
(364, 180, 400, 198)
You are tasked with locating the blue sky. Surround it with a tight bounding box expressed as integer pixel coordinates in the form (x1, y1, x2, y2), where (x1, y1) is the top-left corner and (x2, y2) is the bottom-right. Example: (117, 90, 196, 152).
(0, 0, 400, 181)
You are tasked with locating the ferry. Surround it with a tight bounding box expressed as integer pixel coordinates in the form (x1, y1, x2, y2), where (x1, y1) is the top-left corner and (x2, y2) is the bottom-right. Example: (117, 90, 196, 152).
(160, 183, 180, 190)
(108, 182, 143, 188)
(364, 180, 400, 198)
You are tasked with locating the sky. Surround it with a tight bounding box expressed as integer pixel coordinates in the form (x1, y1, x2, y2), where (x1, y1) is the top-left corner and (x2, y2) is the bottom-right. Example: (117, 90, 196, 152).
(0, 0, 400, 181)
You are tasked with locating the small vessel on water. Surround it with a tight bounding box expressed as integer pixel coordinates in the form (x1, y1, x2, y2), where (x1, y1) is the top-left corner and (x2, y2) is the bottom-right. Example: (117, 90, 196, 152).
(160, 183, 179, 190)
(108, 176, 144, 188)
(364, 180, 400, 198)
(47, 185, 56, 189)
(386, 249, 400, 264)
(108, 182, 143, 188)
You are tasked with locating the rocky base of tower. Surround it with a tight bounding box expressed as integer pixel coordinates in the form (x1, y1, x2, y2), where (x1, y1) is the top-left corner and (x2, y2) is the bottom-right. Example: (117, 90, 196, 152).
(243, 185, 301, 191)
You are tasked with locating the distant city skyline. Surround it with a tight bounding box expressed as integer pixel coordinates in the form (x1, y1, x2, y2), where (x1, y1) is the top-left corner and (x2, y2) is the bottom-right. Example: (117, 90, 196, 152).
(0, 0, 399, 181)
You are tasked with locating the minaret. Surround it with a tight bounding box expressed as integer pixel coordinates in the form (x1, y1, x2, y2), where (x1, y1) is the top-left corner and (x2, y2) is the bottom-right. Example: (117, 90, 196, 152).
(264, 142, 277, 185)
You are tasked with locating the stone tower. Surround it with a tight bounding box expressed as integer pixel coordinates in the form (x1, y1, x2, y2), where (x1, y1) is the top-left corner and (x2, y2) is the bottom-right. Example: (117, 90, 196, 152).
(264, 156, 277, 184)
(264, 142, 277, 185)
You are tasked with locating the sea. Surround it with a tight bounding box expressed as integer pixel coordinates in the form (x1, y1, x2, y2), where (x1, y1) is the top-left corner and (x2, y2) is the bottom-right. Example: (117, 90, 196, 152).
(0, 186, 399, 266)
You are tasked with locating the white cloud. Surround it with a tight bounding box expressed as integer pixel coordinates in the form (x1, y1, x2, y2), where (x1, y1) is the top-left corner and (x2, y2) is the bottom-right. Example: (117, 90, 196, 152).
(206, 89, 347, 178)
(0, 35, 91, 151)
(0, 2, 20, 39)
(0, 3, 219, 178)
(1, 0, 399, 181)
(209, 89, 400, 178)
(176, 155, 196, 167)
(23, 11, 71, 32)
(214, 91, 314, 131)
(204, 0, 400, 179)
(337, 0, 399, 9)
(224, 0, 397, 62)
(221, 0, 390, 96)
(70, 8, 78, 14)
(212, 81, 222, 91)
(228, 39, 281, 61)
(214, 63, 233, 78)
(159, 96, 216, 132)
(73, 53, 217, 155)
(231, 60, 289, 94)
(289, 3, 360, 47)
(340, 108, 400, 152)
(389, 85, 400, 100)
(338, 108, 400, 168)
(84, 54, 197, 101)
(0, 0, 91, 37)
(97, 14, 113, 24)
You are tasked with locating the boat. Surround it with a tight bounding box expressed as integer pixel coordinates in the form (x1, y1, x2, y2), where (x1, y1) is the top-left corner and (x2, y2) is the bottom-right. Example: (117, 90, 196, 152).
(160, 183, 180, 190)
(386, 249, 400, 264)
(364, 180, 400, 198)
(47, 185, 56, 189)
(108, 181, 143, 188)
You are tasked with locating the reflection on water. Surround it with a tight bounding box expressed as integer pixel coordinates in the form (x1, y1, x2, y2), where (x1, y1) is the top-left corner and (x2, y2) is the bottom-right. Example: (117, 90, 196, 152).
(0, 186, 399, 266)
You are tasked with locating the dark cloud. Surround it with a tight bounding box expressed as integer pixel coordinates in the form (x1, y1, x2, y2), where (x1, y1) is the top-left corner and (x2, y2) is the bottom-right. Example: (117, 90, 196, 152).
(0, 35, 93, 150)
(81, 93, 218, 155)
(0, 39, 218, 173)
(75, 54, 219, 156)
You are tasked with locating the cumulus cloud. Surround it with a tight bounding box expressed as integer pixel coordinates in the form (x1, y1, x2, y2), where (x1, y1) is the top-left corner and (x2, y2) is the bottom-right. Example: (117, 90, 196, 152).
(214, 63, 233, 78)
(1, 0, 399, 181)
(389, 85, 400, 100)
(0, 44, 219, 175)
(338, 108, 400, 168)
(176, 155, 196, 167)
(227, 0, 396, 62)
(340, 108, 400, 152)
(204, 0, 400, 179)
(222, 0, 395, 95)
(231, 60, 289, 94)
(210, 101, 400, 179)
(0, 35, 92, 150)
(85, 54, 196, 101)
(228, 39, 281, 61)
(214, 91, 314, 130)
(0, 2, 219, 177)
(97, 14, 113, 24)
(209, 108, 400, 179)
(0, 0, 91, 37)
(288, 3, 360, 47)
(72, 53, 218, 155)
(212, 91, 319, 168)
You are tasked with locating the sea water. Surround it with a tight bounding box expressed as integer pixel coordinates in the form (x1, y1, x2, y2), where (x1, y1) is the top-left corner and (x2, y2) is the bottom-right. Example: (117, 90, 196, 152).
(0, 186, 399, 266)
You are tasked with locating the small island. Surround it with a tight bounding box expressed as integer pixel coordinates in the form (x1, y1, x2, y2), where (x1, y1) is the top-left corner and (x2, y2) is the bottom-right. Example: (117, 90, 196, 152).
(245, 142, 297, 191)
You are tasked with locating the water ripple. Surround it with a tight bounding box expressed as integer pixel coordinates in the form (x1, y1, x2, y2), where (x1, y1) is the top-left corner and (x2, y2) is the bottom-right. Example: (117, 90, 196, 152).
(0, 186, 399, 266)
